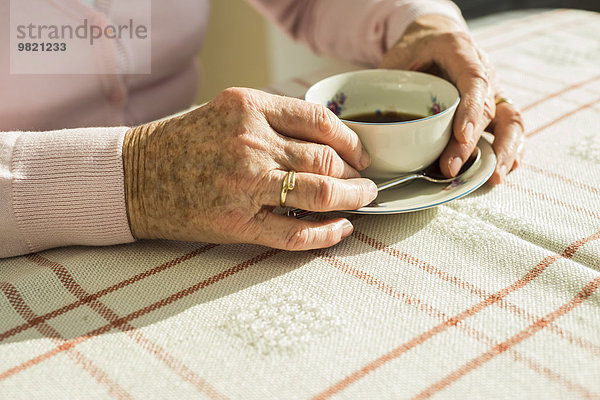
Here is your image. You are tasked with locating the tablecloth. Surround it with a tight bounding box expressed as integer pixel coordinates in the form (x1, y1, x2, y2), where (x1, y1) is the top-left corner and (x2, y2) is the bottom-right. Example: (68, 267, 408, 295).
(1, 8, 599, 400)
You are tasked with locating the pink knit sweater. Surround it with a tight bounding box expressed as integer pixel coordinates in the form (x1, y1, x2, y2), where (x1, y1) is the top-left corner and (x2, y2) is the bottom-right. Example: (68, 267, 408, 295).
(0, 0, 465, 258)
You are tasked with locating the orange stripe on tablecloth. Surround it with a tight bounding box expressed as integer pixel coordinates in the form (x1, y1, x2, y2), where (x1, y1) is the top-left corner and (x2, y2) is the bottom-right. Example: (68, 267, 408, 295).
(485, 15, 599, 53)
(313, 250, 599, 400)
(0, 248, 280, 382)
(121, 330, 229, 400)
(413, 276, 600, 400)
(353, 232, 486, 296)
(313, 230, 600, 399)
(313, 249, 444, 319)
(508, 350, 600, 400)
(505, 181, 600, 220)
(351, 230, 600, 358)
(522, 74, 600, 112)
(521, 163, 600, 197)
(0, 335, 89, 381)
(63, 350, 135, 400)
(0, 244, 218, 343)
(475, 9, 567, 42)
(526, 97, 600, 137)
(496, 61, 581, 86)
(24, 254, 228, 400)
(0, 282, 133, 400)
(501, 79, 552, 97)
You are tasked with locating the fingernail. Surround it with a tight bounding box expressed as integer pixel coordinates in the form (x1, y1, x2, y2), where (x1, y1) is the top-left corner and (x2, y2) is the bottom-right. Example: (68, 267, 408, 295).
(340, 220, 354, 238)
(449, 157, 463, 177)
(463, 122, 474, 144)
(359, 151, 371, 170)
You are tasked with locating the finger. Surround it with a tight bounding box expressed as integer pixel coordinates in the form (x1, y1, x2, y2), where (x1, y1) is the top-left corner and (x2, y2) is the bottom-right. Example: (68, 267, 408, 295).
(251, 211, 354, 251)
(262, 94, 371, 171)
(452, 65, 494, 146)
(427, 34, 494, 145)
(488, 102, 525, 185)
(439, 127, 483, 178)
(441, 81, 494, 177)
(262, 170, 377, 212)
(277, 137, 361, 179)
(512, 142, 525, 170)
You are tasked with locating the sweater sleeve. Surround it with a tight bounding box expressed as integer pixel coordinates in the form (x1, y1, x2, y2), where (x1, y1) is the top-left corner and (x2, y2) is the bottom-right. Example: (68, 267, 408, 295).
(247, 0, 467, 66)
(0, 127, 135, 258)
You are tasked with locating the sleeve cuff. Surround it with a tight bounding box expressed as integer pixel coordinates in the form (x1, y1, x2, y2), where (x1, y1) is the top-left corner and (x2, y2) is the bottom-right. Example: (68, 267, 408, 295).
(10, 126, 135, 254)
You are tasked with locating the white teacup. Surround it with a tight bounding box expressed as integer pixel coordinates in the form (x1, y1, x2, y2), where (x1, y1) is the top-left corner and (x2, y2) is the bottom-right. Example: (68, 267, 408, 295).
(305, 69, 460, 179)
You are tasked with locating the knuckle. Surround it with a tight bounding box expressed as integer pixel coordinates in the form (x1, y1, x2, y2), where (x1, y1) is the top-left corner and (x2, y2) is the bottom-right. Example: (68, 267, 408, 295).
(313, 104, 338, 138)
(497, 104, 525, 132)
(314, 179, 336, 210)
(478, 48, 491, 64)
(352, 187, 369, 209)
(468, 66, 490, 89)
(314, 145, 340, 176)
(508, 110, 525, 131)
(483, 96, 495, 122)
(219, 87, 259, 112)
(285, 224, 311, 250)
(459, 75, 490, 111)
(457, 59, 489, 91)
(499, 137, 524, 160)
(218, 87, 245, 103)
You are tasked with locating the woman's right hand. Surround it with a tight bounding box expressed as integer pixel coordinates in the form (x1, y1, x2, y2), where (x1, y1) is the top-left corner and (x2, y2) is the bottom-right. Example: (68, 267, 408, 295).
(122, 88, 377, 250)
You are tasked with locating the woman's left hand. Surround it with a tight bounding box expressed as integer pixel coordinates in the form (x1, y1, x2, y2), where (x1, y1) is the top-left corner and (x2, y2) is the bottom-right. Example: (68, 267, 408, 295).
(380, 15, 524, 185)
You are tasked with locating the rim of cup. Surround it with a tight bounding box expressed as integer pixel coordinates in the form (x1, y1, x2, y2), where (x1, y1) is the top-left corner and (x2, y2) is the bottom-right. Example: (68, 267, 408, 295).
(305, 69, 460, 125)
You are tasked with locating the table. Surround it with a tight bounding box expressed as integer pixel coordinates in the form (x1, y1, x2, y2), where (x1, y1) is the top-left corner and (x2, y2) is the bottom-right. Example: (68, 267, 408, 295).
(1, 8, 599, 400)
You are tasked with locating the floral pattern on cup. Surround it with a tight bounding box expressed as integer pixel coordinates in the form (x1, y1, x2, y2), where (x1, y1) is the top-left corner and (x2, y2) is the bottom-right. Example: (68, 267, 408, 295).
(327, 92, 346, 116)
(428, 95, 446, 116)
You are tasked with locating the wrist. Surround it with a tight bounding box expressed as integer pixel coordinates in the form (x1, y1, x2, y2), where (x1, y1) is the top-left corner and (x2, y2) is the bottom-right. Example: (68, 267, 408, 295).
(123, 123, 154, 239)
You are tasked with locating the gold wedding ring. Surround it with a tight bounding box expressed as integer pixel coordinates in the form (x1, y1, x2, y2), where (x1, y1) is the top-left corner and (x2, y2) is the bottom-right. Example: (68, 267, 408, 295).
(280, 170, 296, 207)
(495, 96, 513, 106)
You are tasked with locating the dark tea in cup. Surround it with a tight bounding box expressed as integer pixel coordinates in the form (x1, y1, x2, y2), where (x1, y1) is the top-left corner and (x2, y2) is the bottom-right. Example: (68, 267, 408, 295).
(342, 110, 425, 123)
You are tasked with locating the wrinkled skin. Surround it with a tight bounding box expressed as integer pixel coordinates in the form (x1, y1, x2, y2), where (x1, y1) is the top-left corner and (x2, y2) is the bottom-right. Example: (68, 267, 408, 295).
(123, 88, 377, 250)
(123, 15, 526, 251)
(381, 15, 525, 184)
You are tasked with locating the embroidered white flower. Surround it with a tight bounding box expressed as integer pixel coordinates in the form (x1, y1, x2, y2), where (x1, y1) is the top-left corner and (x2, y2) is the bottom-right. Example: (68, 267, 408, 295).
(570, 134, 600, 165)
(222, 289, 343, 355)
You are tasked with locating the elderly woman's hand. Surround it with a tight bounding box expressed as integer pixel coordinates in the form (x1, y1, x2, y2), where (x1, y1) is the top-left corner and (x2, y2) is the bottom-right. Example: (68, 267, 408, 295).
(380, 15, 525, 185)
(122, 88, 377, 250)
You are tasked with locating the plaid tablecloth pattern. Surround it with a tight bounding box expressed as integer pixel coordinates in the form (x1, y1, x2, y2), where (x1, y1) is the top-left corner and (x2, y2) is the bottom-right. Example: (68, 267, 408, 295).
(1, 9, 600, 400)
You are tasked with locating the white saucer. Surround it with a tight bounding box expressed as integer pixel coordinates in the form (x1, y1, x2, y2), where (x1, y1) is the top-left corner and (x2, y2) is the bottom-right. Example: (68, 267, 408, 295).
(346, 135, 496, 214)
